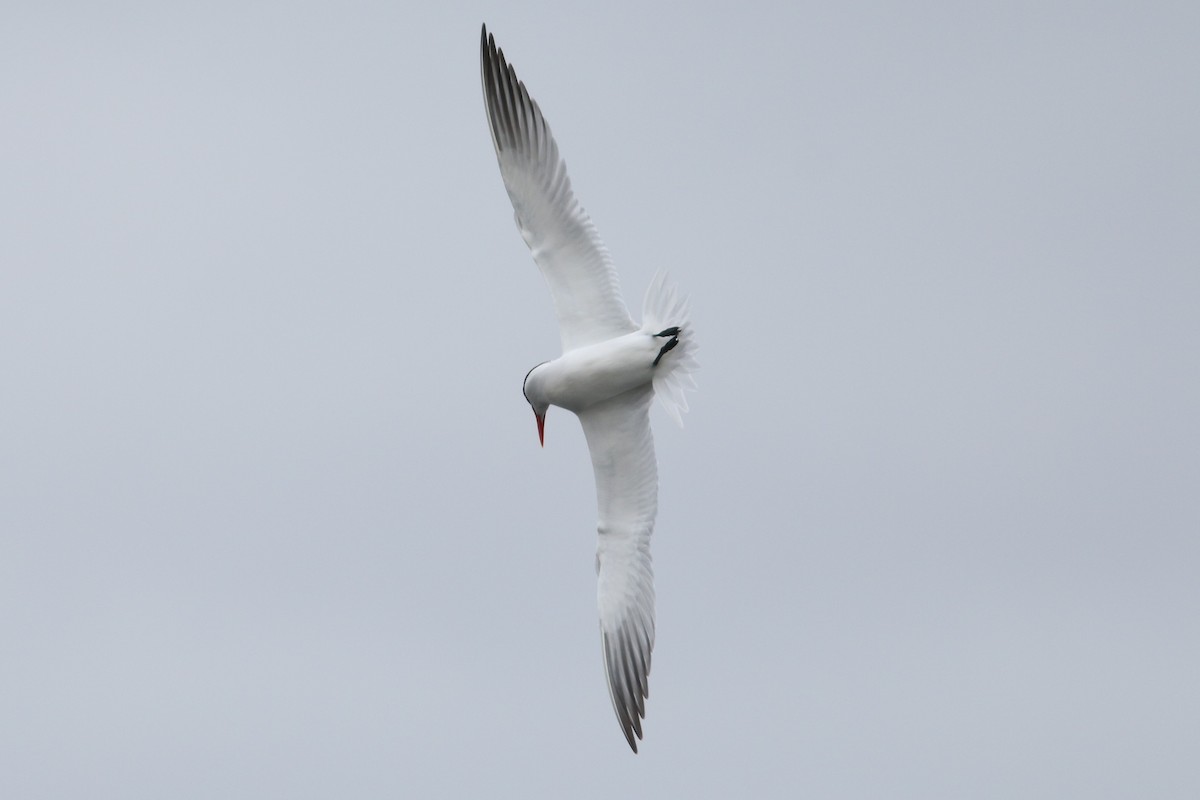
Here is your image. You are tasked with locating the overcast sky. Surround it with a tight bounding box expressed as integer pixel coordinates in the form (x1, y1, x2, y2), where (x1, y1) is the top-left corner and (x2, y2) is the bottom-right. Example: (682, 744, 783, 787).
(3, 2, 1198, 797)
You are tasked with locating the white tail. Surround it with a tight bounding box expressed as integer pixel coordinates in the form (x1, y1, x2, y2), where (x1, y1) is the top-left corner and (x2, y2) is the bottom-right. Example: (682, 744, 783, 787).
(641, 270, 698, 426)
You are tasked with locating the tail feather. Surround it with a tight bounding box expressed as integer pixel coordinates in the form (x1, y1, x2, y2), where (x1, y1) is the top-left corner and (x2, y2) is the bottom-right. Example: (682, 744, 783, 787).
(641, 270, 698, 426)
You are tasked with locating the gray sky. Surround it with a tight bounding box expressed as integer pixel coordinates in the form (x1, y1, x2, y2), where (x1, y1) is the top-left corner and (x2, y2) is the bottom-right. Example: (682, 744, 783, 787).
(3, 1, 1198, 797)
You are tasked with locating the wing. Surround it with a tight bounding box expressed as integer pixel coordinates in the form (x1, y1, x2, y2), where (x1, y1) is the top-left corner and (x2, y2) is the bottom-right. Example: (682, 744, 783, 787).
(577, 386, 657, 752)
(480, 25, 637, 353)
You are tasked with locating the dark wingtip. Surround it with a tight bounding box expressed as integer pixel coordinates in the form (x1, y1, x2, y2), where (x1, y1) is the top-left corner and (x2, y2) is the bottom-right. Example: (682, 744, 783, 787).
(621, 715, 640, 753)
(603, 629, 646, 754)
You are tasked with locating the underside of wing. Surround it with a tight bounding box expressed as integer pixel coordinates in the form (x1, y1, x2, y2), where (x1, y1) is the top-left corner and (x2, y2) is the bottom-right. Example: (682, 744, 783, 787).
(577, 386, 657, 752)
(480, 25, 636, 352)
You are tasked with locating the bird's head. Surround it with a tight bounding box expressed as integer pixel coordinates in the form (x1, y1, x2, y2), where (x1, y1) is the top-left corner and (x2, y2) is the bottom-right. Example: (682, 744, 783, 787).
(522, 362, 550, 447)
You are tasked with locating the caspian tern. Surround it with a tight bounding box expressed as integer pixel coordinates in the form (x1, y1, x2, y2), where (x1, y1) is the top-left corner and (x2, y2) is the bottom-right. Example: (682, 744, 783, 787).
(480, 25, 698, 753)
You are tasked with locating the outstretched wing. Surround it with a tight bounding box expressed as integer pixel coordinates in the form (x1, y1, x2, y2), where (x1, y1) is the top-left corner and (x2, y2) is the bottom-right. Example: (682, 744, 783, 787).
(577, 386, 657, 752)
(480, 25, 637, 353)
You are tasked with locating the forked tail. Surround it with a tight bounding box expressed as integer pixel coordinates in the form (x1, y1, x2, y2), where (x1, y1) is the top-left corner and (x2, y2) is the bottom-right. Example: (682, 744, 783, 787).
(641, 270, 698, 426)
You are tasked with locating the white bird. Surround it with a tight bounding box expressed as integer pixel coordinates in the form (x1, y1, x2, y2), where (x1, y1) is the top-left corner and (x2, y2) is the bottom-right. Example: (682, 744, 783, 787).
(480, 25, 698, 753)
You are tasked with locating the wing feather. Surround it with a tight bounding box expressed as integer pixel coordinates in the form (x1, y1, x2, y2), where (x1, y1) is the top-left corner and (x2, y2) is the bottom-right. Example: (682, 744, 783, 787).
(480, 25, 637, 352)
(577, 386, 657, 752)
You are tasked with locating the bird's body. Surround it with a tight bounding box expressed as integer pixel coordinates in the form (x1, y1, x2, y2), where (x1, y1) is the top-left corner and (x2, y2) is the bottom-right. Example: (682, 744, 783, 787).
(524, 332, 658, 414)
(480, 24, 697, 753)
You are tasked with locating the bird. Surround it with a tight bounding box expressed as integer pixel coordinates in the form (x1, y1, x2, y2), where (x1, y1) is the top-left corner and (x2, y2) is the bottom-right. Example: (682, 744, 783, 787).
(479, 24, 698, 753)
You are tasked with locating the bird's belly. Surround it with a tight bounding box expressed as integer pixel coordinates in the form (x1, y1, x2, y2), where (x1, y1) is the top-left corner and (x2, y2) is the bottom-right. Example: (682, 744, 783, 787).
(540, 334, 656, 413)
